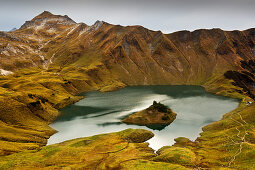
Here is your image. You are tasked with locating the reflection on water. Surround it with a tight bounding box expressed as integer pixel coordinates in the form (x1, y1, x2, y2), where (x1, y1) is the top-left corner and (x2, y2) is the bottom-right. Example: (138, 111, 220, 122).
(48, 86, 239, 150)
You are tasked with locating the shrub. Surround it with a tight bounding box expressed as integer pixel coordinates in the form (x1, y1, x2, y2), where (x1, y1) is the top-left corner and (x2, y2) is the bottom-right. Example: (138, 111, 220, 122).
(151, 101, 169, 113)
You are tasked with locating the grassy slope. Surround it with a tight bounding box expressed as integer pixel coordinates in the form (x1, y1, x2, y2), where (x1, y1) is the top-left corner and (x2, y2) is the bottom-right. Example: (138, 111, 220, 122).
(0, 66, 125, 155)
(0, 63, 254, 169)
(0, 39, 254, 168)
(0, 129, 189, 170)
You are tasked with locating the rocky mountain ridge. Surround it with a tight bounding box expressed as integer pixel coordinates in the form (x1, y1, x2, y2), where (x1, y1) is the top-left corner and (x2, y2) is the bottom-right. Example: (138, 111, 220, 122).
(1, 11, 255, 85)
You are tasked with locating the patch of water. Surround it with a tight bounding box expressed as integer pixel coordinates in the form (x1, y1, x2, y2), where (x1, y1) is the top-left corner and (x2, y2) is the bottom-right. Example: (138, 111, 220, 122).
(48, 86, 239, 150)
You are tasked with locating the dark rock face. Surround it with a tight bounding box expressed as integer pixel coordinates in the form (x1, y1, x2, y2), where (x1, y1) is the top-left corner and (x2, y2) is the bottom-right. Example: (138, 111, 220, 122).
(0, 31, 21, 41)
(122, 101, 177, 130)
(224, 60, 255, 99)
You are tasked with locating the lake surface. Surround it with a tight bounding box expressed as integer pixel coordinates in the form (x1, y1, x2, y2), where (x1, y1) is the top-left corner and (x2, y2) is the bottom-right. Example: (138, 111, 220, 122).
(48, 86, 239, 150)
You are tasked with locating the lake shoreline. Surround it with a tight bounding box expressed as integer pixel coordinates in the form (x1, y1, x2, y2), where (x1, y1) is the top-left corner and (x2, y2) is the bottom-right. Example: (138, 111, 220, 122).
(48, 85, 240, 151)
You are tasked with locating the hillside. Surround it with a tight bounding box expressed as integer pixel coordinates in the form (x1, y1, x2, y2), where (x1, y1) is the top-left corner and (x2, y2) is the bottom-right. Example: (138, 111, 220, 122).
(1, 11, 255, 84)
(0, 11, 254, 169)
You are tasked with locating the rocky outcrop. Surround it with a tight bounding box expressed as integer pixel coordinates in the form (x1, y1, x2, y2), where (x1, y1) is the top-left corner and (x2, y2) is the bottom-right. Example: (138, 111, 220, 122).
(224, 59, 255, 100)
(122, 101, 177, 130)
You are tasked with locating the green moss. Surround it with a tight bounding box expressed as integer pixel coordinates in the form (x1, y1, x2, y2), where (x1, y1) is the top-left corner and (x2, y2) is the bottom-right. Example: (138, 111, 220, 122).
(69, 140, 92, 147)
(41, 146, 61, 157)
(0, 161, 16, 170)
(153, 146, 196, 166)
(118, 128, 154, 143)
(0, 129, 163, 169)
(122, 160, 189, 170)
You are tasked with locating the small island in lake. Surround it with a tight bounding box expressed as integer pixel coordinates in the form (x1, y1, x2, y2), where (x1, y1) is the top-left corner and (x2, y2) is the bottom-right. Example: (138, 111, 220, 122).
(122, 101, 177, 130)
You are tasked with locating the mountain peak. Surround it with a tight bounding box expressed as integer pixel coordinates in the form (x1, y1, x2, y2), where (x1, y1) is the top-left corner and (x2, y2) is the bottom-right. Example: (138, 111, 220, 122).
(42, 11, 52, 15)
(32, 11, 54, 20)
(20, 11, 76, 29)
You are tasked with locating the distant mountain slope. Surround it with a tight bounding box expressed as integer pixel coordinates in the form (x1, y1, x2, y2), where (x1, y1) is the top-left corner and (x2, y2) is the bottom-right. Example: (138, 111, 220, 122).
(9, 28, 17, 32)
(1, 11, 255, 86)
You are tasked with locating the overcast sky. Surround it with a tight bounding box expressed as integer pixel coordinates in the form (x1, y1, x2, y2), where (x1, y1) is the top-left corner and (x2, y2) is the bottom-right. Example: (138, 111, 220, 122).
(1, 0, 255, 33)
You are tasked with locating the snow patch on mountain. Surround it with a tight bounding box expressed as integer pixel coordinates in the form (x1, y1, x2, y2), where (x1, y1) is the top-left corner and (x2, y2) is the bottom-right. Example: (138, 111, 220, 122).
(21, 17, 76, 30)
(47, 28, 57, 33)
(78, 21, 104, 37)
(0, 69, 13, 76)
(9, 28, 17, 32)
(67, 24, 80, 35)
(1, 50, 10, 56)
(93, 20, 104, 31)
